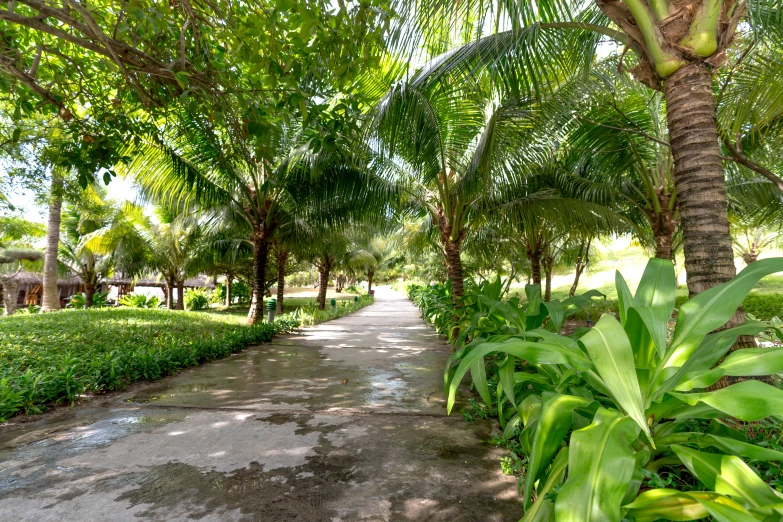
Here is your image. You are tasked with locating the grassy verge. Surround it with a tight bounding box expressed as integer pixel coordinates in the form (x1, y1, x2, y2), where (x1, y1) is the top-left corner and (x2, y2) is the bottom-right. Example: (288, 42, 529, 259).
(0, 308, 299, 421)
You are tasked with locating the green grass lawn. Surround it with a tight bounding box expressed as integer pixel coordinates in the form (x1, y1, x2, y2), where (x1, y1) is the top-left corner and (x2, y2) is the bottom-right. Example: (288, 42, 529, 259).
(0, 308, 299, 421)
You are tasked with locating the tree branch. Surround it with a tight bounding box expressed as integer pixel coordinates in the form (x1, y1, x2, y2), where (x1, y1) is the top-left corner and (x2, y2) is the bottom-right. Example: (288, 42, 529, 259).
(721, 134, 783, 193)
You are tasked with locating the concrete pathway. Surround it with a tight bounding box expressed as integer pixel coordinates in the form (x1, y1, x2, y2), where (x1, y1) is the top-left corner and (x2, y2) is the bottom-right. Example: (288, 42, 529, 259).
(0, 288, 522, 521)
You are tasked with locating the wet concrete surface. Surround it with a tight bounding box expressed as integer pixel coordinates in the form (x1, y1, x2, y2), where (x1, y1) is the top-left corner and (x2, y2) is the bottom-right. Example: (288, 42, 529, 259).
(0, 287, 523, 521)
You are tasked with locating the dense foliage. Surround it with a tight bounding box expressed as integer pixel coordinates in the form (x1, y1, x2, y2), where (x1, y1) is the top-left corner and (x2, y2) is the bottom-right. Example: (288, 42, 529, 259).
(412, 259, 783, 521)
(0, 309, 299, 421)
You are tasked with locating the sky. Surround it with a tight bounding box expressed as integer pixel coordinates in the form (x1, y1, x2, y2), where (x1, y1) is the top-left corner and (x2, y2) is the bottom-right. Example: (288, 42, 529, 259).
(12, 175, 141, 223)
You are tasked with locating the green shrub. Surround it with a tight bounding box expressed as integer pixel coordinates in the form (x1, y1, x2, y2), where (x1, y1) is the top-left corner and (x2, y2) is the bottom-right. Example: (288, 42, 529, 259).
(742, 293, 783, 321)
(184, 287, 211, 311)
(118, 292, 160, 308)
(345, 284, 364, 294)
(67, 291, 109, 309)
(0, 309, 300, 421)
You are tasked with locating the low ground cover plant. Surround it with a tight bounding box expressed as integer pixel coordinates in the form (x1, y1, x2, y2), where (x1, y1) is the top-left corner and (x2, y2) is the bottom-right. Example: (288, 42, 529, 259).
(412, 259, 783, 521)
(0, 308, 299, 421)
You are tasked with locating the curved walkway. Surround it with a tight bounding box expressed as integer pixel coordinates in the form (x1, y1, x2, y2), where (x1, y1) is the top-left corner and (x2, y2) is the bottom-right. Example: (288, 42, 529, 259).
(0, 287, 522, 521)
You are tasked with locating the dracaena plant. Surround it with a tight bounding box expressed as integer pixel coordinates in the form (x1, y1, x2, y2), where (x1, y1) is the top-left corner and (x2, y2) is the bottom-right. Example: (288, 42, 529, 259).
(445, 258, 783, 521)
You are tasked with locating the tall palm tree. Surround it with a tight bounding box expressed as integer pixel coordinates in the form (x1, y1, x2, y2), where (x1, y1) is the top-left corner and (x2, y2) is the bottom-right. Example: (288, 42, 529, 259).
(40, 168, 64, 312)
(554, 68, 680, 259)
(398, 0, 783, 301)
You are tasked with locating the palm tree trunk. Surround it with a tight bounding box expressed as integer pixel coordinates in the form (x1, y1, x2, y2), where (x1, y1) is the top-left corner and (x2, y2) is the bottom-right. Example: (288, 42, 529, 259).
(41, 171, 63, 312)
(247, 227, 269, 325)
(84, 276, 96, 308)
(528, 247, 542, 286)
(664, 63, 737, 296)
(368, 270, 374, 295)
(276, 250, 288, 314)
(664, 63, 757, 385)
(225, 272, 232, 307)
(176, 282, 185, 310)
(165, 277, 174, 309)
(651, 209, 677, 260)
(654, 229, 674, 260)
(544, 254, 553, 302)
(317, 261, 331, 310)
(445, 240, 464, 304)
(2, 279, 19, 315)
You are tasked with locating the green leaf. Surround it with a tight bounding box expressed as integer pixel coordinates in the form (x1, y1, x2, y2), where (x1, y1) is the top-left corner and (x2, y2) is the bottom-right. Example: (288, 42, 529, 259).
(699, 434, 783, 462)
(615, 270, 634, 326)
(625, 306, 669, 369)
(658, 321, 768, 396)
(470, 358, 492, 408)
(579, 315, 651, 441)
(670, 380, 783, 421)
(521, 448, 568, 522)
(519, 394, 542, 426)
(696, 497, 760, 522)
(634, 258, 676, 318)
(555, 408, 640, 521)
(526, 284, 542, 315)
(623, 489, 711, 521)
(663, 258, 783, 374)
(445, 340, 590, 413)
(502, 413, 521, 440)
(543, 299, 564, 333)
(670, 445, 782, 508)
(523, 393, 592, 508)
(562, 289, 605, 318)
(718, 346, 783, 377)
(499, 355, 516, 410)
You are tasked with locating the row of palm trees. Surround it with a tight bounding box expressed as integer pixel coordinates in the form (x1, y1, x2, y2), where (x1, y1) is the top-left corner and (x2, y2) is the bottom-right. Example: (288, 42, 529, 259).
(13, 1, 783, 325)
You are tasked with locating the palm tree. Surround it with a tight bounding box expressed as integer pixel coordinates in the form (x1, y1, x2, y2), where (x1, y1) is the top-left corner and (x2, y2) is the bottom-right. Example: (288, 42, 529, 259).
(555, 69, 679, 259)
(124, 116, 391, 323)
(59, 190, 116, 307)
(40, 168, 64, 311)
(344, 224, 402, 295)
(399, 0, 783, 300)
(368, 78, 553, 303)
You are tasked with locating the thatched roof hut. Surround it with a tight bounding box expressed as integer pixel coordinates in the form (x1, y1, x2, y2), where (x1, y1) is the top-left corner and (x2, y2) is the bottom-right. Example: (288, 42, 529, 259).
(0, 271, 84, 306)
(106, 275, 216, 289)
